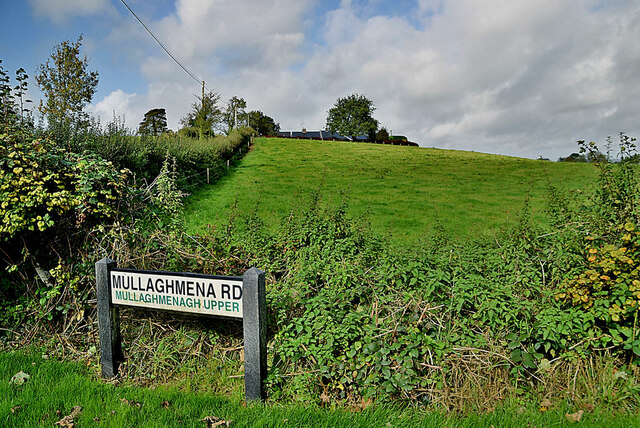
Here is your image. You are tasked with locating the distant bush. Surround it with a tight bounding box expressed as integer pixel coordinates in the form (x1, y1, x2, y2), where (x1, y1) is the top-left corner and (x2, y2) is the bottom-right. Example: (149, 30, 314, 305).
(558, 152, 587, 162)
(389, 135, 408, 142)
(375, 127, 389, 143)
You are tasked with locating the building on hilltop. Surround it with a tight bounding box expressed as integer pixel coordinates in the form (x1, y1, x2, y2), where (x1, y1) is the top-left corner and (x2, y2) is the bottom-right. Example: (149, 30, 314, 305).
(277, 129, 365, 141)
(274, 129, 419, 146)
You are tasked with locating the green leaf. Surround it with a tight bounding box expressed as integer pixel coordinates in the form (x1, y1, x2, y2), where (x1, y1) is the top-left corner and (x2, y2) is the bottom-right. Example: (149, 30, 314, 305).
(506, 332, 518, 341)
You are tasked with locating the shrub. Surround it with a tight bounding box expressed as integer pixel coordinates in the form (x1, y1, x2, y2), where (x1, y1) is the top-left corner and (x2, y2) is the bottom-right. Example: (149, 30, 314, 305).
(388, 135, 408, 142)
(554, 134, 640, 357)
(0, 127, 128, 327)
(375, 127, 389, 142)
(0, 130, 127, 242)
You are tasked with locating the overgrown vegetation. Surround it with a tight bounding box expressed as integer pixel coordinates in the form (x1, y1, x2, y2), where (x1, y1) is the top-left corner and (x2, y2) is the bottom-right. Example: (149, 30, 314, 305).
(5, 127, 640, 417)
(219, 158, 640, 409)
(87, 123, 253, 189)
(1, 38, 640, 419)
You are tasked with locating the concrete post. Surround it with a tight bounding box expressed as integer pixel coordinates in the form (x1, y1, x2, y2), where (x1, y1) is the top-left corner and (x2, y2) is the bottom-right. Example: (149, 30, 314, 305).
(96, 258, 122, 378)
(242, 267, 267, 401)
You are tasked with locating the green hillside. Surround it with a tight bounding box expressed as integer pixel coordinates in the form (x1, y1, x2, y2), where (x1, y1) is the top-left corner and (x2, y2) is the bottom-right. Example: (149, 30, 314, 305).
(185, 137, 596, 242)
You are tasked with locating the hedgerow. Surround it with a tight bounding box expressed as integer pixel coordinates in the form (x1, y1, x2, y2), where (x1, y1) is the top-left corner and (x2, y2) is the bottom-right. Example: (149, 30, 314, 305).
(87, 126, 253, 189)
(0, 121, 252, 332)
(2, 125, 640, 412)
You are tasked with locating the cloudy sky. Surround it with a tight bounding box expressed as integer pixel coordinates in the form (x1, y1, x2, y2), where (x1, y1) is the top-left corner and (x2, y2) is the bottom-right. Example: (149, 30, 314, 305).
(1, 0, 639, 159)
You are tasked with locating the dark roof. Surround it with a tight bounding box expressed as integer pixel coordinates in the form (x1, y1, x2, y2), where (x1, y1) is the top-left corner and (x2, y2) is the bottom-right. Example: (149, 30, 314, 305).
(277, 130, 351, 140)
(275, 130, 419, 146)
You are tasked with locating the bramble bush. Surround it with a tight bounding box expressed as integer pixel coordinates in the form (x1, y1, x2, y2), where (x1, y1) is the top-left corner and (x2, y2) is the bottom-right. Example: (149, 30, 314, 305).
(555, 134, 640, 357)
(219, 193, 546, 404)
(221, 134, 640, 406)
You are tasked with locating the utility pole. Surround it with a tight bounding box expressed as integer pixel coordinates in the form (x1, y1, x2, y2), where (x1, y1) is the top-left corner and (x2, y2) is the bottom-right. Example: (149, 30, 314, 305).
(199, 81, 205, 139)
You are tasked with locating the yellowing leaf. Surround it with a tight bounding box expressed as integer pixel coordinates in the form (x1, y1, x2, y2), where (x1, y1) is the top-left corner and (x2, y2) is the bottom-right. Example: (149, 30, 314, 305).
(9, 371, 30, 386)
(565, 410, 584, 423)
(55, 405, 82, 427)
(201, 415, 232, 427)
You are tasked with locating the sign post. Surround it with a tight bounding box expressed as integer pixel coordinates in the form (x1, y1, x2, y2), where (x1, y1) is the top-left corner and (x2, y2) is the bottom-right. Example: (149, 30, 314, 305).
(95, 258, 267, 402)
(96, 258, 121, 378)
(242, 267, 267, 401)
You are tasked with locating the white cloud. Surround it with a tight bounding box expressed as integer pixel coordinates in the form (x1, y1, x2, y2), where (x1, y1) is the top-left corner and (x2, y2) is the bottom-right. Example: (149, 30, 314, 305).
(279, 0, 640, 159)
(89, 84, 199, 133)
(94, 0, 314, 130)
(29, 0, 112, 24)
(89, 89, 138, 127)
(91, 0, 640, 159)
(153, 0, 311, 70)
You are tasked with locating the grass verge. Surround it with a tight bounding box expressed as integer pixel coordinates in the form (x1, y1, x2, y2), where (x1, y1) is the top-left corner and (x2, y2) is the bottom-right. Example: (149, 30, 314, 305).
(2, 351, 638, 427)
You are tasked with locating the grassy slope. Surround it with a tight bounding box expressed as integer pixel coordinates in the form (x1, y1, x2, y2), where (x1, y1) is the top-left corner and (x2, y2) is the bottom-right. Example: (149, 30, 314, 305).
(2, 351, 634, 427)
(185, 138, 595, 243)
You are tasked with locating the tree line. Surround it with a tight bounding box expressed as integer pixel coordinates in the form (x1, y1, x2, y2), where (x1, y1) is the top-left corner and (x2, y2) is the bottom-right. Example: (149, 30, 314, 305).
(2, 35, 404, 147)
(140, 93, 280, 138)
(0, 36, 280, 143)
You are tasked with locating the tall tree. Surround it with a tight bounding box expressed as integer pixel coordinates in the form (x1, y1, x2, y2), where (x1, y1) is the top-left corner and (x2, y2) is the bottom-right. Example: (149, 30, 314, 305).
(138, 108, 168, 136)
(246, 110, 280, 136)
(35, 35, 99, 131)
(375, 127, 389, 142)
(326, 94, 378, 142)
(223, 96, 246, 134)
(180, 91, 222, 138)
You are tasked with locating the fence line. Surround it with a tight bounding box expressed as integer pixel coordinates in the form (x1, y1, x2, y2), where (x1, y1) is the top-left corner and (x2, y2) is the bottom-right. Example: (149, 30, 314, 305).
(167, 136, 253, 192)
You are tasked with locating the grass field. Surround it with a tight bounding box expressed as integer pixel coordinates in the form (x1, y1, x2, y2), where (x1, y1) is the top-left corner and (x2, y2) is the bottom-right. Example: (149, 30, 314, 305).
(2, 351, 636, 427)
(185, 138, 595, 243)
